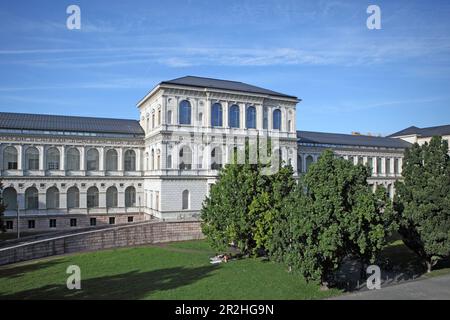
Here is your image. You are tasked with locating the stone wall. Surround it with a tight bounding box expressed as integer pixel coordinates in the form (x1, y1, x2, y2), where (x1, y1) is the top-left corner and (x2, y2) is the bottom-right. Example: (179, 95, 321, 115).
(0, 220, 204, 266)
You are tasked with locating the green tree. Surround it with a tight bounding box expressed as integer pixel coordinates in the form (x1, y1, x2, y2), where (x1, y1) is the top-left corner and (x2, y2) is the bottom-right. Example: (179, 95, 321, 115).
(0, 180, 7, 233)
(201, 137, 296, 255)
(270, 150, 396, 285)
(395, 136, 450, 272)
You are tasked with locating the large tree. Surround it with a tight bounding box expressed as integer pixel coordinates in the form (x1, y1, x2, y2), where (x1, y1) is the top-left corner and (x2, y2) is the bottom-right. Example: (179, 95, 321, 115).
(395, 136, 450, 272)
(201, 137, 296, 255)
(269, 150, 396, 285)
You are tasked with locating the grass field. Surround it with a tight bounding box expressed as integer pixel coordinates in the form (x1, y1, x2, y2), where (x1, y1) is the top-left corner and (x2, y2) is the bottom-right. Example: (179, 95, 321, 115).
(0, 240, 341, 300)
(1, 239, 448, 300)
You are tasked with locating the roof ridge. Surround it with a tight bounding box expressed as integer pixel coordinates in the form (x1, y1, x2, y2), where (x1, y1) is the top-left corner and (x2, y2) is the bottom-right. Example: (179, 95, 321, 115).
(0, 111, 139, 123)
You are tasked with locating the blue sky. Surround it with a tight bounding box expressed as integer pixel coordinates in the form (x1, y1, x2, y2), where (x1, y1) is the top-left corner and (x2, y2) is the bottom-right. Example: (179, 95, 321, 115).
(0, 0, 449, 136)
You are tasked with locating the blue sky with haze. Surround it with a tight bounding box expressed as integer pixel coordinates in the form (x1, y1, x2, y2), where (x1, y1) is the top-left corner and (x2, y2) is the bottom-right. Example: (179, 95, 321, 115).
(0, 0, 449, 136)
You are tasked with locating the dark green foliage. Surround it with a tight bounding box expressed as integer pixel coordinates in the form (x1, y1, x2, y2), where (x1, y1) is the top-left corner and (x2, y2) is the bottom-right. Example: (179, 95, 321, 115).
(395, 136, 450, 272)
(270, 150, 396, 284)
(200, 136, 296, 255)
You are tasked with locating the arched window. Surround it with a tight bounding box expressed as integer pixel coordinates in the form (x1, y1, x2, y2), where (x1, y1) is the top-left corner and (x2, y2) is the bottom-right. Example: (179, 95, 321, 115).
(25, 147, 39, 170)
(179, 100, 191, 125)
(66, 148, 80, 171)
(106, 186, 118, 208)
(229, 104, 240, 128)
(87, 186, 99, 208)
(144, 152, 149, 171)
(211, 147, 222, 170)
(167, 110, 173, 124)
(179, 146, 192, 170)
(86, 148, 99, 171)
(25, 187, 39, 210)
(124, 150, 136, 171)
(152, 112, 155, 128)
(46, 147, 60, 170)
(106, 149, 118, 171)
(125, 186, 136, 207)
(306, 155, 314, 171)
(67, 186, 80, 209)
(3, 146, 18, 170)
(273, 109, 281, 130)
(246, 106, 256, 129)
(211, 103, 223, 127)
(3, 187, 17, 210)
(158, 109, 161, 126)
(182, 190, 189, 210)
(288, 120, 292, 132)
(297, 155, 303, 173)
(46, 187, 59, 209)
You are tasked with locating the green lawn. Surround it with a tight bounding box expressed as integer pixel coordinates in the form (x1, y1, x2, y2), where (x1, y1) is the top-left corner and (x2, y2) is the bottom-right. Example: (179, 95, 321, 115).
(0, 240, 341, 300)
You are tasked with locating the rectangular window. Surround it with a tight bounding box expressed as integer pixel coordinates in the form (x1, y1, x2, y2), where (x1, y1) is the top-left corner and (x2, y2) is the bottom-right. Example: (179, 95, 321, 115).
(90, 217, 97, 226)
(47, 161, 59, 170)
(386, 158, 391, 174)
(70, 218, 77, 227)
(28, 220, 35, 229)
(6, 221, 13, 230)
(127, 216, 134, 223)
(109, 217, 115, 225)
(8, 161, 18, 170)
(29, 159, 39, 170)
(394, 158, 400, 174)
(367, 157, 373, 171)
(49, 219, 56, 228)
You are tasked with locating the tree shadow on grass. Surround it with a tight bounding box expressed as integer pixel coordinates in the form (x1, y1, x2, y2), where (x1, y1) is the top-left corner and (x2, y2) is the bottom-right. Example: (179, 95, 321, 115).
(0, 265, 219, 300)
(0, 259, 67, 280)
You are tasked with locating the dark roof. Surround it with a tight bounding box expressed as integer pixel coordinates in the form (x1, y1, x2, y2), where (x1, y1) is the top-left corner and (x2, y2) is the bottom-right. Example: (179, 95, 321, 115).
(160, 76, 298, 100)
(297, 130, 411, 149)
(389, 124, 450, 138)
(0, 112, 144, 136)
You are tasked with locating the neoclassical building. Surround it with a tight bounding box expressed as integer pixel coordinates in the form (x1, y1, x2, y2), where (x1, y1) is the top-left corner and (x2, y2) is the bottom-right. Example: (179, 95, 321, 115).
(1, 76, 443, 233)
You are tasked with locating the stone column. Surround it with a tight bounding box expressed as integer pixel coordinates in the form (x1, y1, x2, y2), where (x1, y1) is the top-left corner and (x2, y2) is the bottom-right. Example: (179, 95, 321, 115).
(38, 191, 46, 210)
(268, 106, 273, 130)
(174, 97, 179, 125)
(98, 147, 104, 171)
(256, 104, 263, 129)
(118, 190, 125, 208)
(161, 96, 166, 126)
(223, 101, 229, 128)
(60, 189, 67, 210)
(99, 190, 106, 209)
(205, 96, 211, 128)
(79, 146, 85, 171)
(60, 145, 65, 171)
(17, 145, 23, 170)
(136, 148, 142, 171)
(38, 146, 45, 171)
(79, 190, 87, 209)
(118, 148, 124, 171)
(390, 157, 395, 176)
(381, 157, 386, 176)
